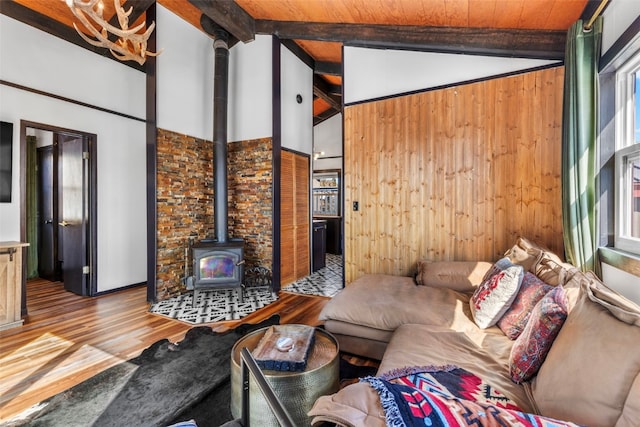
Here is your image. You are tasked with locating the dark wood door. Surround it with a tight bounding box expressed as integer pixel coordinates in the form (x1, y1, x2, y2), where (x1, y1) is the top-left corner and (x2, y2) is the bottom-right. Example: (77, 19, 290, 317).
(37, 145, 59, 280)
(57, 134, 89, 296)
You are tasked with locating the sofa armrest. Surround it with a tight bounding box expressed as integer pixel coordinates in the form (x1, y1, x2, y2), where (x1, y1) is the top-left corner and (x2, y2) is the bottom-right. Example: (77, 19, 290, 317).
(415, 260, 493, 292)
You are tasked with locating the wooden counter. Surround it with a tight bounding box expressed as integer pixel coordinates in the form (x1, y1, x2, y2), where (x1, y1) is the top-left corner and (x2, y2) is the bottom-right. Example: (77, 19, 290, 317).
(1, 241, 29, 330)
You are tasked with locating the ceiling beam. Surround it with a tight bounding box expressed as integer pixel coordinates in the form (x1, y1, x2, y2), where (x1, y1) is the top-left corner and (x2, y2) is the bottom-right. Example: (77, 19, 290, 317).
(188, 0, 255, 43)
(325, 83, 342, 97)
(281, 39, 314, 69)
(315, 61, 341, 76)
(200, 14, 240, 47)
(114, 0, 154, 26)
(313, 75, 341, 111)
(0, 0, 143, 71)
(256, 21, 566, 60)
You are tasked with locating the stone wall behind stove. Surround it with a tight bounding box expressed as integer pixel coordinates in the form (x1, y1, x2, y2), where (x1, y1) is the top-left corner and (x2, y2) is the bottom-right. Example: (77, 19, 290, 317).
(156, 128, 274, 300)
(228, 137, 274, 270)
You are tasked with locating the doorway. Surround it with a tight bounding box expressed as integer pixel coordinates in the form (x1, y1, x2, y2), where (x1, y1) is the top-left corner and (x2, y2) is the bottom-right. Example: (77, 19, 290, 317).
(20, 121, 97, 310)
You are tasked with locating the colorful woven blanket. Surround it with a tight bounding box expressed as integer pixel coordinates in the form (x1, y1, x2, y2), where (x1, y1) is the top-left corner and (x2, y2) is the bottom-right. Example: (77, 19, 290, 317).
(362, 366, 583, 427)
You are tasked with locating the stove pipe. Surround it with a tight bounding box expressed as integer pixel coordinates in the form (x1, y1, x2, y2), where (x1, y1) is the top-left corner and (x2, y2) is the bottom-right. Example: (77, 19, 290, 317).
(213, 30, 230, 244)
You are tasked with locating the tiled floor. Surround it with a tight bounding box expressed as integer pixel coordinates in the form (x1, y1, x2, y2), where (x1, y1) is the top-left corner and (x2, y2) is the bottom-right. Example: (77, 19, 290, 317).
(281, 253, 344, 297)
(149, 286, 277, 324)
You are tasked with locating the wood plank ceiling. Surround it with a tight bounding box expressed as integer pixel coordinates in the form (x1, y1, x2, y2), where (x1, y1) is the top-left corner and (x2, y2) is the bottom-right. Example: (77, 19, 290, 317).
(2, 0, 597, 125)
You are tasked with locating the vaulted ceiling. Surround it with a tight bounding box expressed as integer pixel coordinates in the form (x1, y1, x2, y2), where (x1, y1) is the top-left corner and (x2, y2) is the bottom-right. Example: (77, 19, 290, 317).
(2, 0, 600, 125)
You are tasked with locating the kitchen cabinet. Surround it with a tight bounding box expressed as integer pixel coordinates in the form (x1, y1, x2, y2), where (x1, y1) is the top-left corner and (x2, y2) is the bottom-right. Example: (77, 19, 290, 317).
(313, 220, 327, 271)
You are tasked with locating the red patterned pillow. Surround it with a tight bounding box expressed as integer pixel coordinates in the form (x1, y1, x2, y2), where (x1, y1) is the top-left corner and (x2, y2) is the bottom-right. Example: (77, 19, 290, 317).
(509, 286, 568, 383)
(497, 272, 554, 340)
(470, 258, 524, 329)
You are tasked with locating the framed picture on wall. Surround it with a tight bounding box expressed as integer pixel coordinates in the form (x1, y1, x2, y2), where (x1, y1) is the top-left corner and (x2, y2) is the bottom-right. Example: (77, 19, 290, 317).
(0, 121, 13, 203)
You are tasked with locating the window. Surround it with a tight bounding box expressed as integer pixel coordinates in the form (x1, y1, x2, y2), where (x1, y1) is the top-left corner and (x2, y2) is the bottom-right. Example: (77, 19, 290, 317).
(615, 61, 640, 254)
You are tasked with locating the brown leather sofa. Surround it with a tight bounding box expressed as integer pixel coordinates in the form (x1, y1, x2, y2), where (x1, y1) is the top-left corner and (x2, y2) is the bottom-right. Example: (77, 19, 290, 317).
(309, 238, 640, 426)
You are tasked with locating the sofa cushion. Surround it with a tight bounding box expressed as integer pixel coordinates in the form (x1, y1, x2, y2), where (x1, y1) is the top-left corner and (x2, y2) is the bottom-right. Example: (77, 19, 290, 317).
(497, 272, 554, 339)
(319, 323, 390, 360)
(319, 274, 476, 333)
(504, 237, 543, 271)
(378, 323, 534, 413)
(414, 260, 492, 292)
(470, 258, 524, 329)
(322, 319, 393, 344)
(529, 278, 640, 426)
(504, 237, 573, 286)
(311, 324, 534, 425)
(308, 382, 386, 427)
(584, 271, 640, 326)
(509, 286, 567, 383)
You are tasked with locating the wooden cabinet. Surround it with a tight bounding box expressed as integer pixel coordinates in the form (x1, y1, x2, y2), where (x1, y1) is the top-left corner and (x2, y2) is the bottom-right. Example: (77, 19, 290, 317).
(280, 151, 310, 286)
(0, 242, 28, 330)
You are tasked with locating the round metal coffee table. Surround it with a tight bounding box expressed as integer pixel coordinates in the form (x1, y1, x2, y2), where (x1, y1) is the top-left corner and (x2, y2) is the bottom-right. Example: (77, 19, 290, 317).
(230, 325, 339, 426)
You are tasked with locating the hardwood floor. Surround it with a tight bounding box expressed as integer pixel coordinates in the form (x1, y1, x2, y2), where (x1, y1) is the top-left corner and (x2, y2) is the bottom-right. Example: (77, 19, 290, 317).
(0, 279, 330, 422)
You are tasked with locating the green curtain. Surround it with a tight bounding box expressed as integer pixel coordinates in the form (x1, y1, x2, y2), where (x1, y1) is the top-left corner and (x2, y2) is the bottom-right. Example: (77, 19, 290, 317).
(26, 135, 38, 278)
(561, 18, 602, 273)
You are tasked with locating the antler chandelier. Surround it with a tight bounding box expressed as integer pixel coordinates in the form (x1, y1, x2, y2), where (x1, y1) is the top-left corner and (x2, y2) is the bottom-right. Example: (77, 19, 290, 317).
(63, 0, 160, 65)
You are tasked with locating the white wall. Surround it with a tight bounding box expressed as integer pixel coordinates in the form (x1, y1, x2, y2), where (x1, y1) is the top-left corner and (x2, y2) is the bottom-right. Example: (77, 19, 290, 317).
(228, 35, 273, 142)
(0, 14, 147, 292)
(602, 263, 640, 306)
(0, 17, 144, 119)
(313, 113, 342, 171)
(602, 0, 640, 55)
(228, 36, 311, 148)
(156, 5, 214, 140)
(281, 45, 313, 154)
(343, 46, 560, 104)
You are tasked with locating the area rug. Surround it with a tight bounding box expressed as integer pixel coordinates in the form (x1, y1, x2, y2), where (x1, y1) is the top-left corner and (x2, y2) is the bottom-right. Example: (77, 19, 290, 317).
(149, 286, 277, 324)
(6, 315, 280, 427)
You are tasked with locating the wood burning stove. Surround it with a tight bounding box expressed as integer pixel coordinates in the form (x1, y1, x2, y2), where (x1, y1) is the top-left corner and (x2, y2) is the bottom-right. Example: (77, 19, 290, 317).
(192, 239, 245, 303)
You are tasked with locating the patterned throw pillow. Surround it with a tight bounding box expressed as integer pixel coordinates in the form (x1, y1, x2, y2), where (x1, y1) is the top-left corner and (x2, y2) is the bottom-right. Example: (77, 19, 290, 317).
(497, 272, 554, 340)
(470, 258, 524, 329)
(509, 286, 568, 383)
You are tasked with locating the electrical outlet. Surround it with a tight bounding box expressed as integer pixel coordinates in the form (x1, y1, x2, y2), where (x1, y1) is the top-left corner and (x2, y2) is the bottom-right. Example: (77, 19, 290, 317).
(353, 201, 359, 211)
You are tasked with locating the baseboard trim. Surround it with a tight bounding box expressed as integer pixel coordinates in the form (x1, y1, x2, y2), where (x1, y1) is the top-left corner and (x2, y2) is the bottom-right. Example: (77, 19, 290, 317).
(93, 282, 146, 297)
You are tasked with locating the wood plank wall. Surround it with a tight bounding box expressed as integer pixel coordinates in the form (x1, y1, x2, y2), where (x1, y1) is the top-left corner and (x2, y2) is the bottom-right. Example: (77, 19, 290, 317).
(344, 66, 565, 283)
